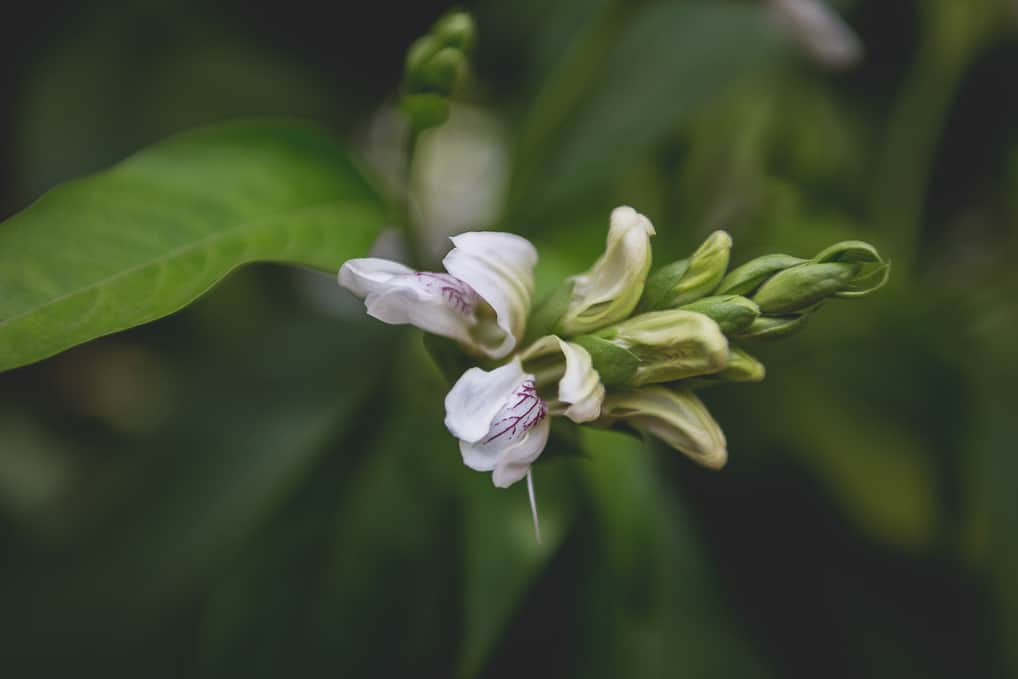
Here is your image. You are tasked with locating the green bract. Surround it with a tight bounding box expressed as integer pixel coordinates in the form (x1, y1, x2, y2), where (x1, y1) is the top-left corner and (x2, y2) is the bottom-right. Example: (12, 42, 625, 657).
(639, 230, 732, 311)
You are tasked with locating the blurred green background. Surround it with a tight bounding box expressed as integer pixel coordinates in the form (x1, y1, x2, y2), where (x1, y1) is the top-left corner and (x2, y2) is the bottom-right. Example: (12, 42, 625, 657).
(1, 0, 1017, 677)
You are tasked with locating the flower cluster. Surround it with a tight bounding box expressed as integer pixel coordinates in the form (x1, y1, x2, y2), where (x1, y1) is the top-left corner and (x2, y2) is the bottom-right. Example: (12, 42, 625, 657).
(339, 206, 887, 537)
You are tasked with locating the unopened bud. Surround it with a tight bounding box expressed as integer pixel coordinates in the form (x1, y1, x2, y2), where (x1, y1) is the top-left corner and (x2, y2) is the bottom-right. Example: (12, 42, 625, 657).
(432, 11, 476, 52)
(598, 387, 727, 469)
(558, 206, 656, 336)
(680, 295, 759, 335)
(406, 46, 468, 95)
(716, 253, 806, 296)
(401, 11, 476, 131)
(812, 240, 891, 298)
(640, 230, 732, 311)
(734, 313, 809, 340)
(588, 310, 728, 387)
(752, 261, 860, 313)
(718, 347, 766, 382)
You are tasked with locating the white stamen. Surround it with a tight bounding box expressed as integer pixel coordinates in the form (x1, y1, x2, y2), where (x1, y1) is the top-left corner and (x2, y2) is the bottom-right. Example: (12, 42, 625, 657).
(526, 468, 542, 544)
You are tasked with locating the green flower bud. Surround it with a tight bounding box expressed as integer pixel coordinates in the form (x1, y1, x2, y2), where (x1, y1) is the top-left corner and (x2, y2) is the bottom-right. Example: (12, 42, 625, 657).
(752, 261, 860, 313)
(679, 295, 759, 334)
(589, 310, 729, 387)
(400, 11, 477, 131)
(639, 230, 732, 311)
(432, 11, 476, 52)
(716, 347, 766, 382)
(598, 387, 727, 469)
(558, 206, 656, 336)
(406, 46, 468, 95)
(716, 253, 807, 296)
(404, 35, 439, 81)
(399, 93, 451, 130)
(734, 313, 809, 340)
(677, 347, 766, 388)
(812, 240, 891, 298)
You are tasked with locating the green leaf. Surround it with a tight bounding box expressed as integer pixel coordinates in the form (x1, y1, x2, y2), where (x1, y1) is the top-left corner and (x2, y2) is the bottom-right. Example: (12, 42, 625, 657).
(0, 118, 388, 372)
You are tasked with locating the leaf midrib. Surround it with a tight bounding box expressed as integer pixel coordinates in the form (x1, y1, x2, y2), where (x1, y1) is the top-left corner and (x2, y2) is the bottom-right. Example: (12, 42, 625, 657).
(0, 199, 356, 329)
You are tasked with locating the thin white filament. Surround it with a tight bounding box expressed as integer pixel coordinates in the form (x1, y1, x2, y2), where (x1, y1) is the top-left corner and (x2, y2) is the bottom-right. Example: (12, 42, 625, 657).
(526, 468, 542, 544)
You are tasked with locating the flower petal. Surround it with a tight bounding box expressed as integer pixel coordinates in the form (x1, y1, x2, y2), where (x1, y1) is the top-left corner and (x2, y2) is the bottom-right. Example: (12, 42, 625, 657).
(338, 258, 416, 298)
(491, 415, 550, 488)
(559, 206, 655, 335)
(520, 335, 604, 423)
(451, 365, 550, 488)
(557, 339, 605, 423)
(443, 231, 537, 359)
(340, 259, 481, 346)
(444, 359, 527, 445)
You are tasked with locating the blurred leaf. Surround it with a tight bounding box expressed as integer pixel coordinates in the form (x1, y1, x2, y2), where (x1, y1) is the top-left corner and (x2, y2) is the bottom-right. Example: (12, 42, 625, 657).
(0, 296, 395, 674)
(14, 2, 338, 196)
(510, 1, 782, 219)
(200, 340, 459, 678)
(575, 429, 772, 678)
(457, 457, 581, 679)
(0, 119, 388, 372)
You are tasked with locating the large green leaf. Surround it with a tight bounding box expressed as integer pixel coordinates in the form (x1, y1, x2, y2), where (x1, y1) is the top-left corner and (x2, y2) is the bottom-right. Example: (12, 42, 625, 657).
(0, 119, 388, 372)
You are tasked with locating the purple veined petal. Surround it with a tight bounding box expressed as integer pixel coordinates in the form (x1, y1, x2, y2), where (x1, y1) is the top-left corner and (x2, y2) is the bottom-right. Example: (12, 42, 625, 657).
(456, 375, 550, 488)
(340, 258, 483, 346)
(444, 359, 529, 445)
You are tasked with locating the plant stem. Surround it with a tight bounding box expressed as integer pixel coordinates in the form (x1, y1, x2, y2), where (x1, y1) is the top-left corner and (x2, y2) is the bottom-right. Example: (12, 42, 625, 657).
(401, 124, 426, 269)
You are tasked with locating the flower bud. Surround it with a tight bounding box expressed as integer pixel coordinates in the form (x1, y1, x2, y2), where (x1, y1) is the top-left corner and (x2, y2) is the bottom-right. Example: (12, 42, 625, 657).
(812, 240, 891, 298)
(432, 11, 476, 52)
(734, 313, 809, 340)
(716, 253, 806, 296)
(598, 387, 727, 469)
(588, 310, 728, 387)
(752, 261, 860, 313)
(679, 295, 759, 335)
(639, 230, 732, 311)
(406, 46, 468, 95)
(557, 206, 656, 336)
(401, 11, 476, 131)
(677, 347, 766, 388)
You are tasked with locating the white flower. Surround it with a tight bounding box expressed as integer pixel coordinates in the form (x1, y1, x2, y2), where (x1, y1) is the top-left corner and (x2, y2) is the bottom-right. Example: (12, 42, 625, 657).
(444, 358, 551, 489)
(443, 340, 605, 541)
(558, 205, 655, 336)
(339, 231, 537, 359)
